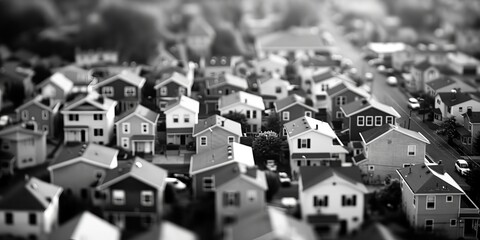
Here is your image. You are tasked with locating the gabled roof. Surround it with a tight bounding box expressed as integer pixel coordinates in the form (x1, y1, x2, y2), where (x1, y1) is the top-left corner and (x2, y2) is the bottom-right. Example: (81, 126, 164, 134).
(15, 95, 60, 113)
(218, 91, 265, 111)
(115, 104, 159, 124)
(205, 56, 231, 67)
(299, 166, 367, 191)
(53, 65, 92, 85)
(37, 72, 74, 93)
(164, 95, 199, 114)
(0, 61, 33, 81)
(464, 111, 480, 123)
(283, 116, 338, 139)
(153, 71, 191, 89)
(312, 70, 336, 83)
(214, 164, 268, 190)
(187, 17, 215, 39)
(189, 143, 255, 175)
(426, 77, 455, 90)
(397, 163, 464, 194)
(438, 92, 480, 107)
(0, 177, 62, 211)
(98, 157, 167, 190)
(205, 73, 248, 90)
(49, 211, 120, 240)
(341, 98, 401, 118)
(49, 143, 118, 171)
(413, 59, 431, 71)
(230, 207, 317, 240)
(274, 94, 318, 112)
(95, 70, 146, 88)
(326, 81, 370, 98)
(360, 124, 430, 145)
(131, 221, 197, 240)
(192, 115, 242, 137)
(0, 123, 47, 139)
(62, 92, 117, 111)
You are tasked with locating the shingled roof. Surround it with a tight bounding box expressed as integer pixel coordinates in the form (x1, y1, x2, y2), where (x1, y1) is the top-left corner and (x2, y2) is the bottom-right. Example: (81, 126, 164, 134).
(218, 91, 265, 111)
(0, 177, 62, 211)
(115, 104, 159, 123)
(274, 94, 317, 112)
(341, 98, 401, 118)
(438, 92, 480, 107)
(49, 211, 120, 240)
(299, 166, 366, 191)
(189, 143, 255, 175)
(360, 124, 430, 145)
(49, 143, 118, 170)
(397, 163, 463, 194)
(192, 115, 242, 137)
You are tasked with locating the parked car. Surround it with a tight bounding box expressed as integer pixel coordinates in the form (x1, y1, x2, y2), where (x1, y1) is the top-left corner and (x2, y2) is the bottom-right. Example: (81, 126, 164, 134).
(281, 197, 298, 208)
(166, 177, 187, 190)
(386, 76, 398, 86)
(455, 159, 470, 176)
(278, 172, 291, 186)
(407, 98, 420, 110)
(266, 159, 277, 172)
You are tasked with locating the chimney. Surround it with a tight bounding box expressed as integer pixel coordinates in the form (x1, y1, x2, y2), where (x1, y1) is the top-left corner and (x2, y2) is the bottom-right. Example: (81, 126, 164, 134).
(221, 121, 224, 127)
(451, 89, 457, 101)
(361, 99, 368, 105)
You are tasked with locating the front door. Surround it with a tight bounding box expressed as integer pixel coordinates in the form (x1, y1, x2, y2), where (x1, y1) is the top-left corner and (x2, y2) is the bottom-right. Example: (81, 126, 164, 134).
(180, 135, 186, 145)
(464, 219, 478, 238)
(136, 142, 145, 153)
(80, 130, 86, 142)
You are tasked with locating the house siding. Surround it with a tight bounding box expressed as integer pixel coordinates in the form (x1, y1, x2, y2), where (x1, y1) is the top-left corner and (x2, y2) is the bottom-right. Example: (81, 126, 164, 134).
(350, 108, 396, 141)
(220, 105, 262, 134)
(63, 105, 115, 145)
(16, 103, 58, 139)
(98, 80, 142, 114)
(0, 132, 47, 169)
(0, 210, 51, 240)
(195, 128, 240, 154)
(116, 115, 156, 154)
(329, 91, 364, 130)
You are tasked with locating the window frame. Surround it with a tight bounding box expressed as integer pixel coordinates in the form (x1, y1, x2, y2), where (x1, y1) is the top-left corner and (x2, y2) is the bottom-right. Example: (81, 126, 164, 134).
(282, 111, 290, 121)
(41, 110, 48, 120)
(173, 114, 179, 123)
(446, 195, 453, 202)
(450, 219, 457, 227)
(102, 86, 114, 97)
(375, 116, 382, 126)
(386, 116, 394, 124)
(124, 86, 136, 97)
(365, 116, 373, 126)
(407, 145, 416, 156)
(112, 189, 126, 205)
(122, 123, 130, 134)
(200, 136, 207, 146)
(305, 111, 312, 117)
(184, 114, 190, 123)
(203, 176, 215, 191)
(160, 87, 168, 96)
(426, 195, 436, 210)
(336, 96, 346, 106)
(141, 123, 149, 134)
(357, 116, 364, 126)
(121, 137, 129, 149)
(28, 213, 37, 225)
(228, 136, 235, 143)
(140, 190, 154, 207)
(425, 219, 434, 232)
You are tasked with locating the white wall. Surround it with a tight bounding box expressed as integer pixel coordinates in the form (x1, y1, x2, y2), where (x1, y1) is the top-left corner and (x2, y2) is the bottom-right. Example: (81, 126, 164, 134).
(0, 210, 50, 240)
(166, 108, 198, 129)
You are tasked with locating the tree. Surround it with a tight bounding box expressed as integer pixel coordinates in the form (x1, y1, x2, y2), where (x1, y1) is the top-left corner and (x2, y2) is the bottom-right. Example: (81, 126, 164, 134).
(265, 170, 280, 202)
(437, 117, 459, 143)
(263, 114, 283, 134)
(473, 133, 480, 155)
(222, 111, 249, 133)
(375, 181, 402, 211)
(252, 131, 283, 163)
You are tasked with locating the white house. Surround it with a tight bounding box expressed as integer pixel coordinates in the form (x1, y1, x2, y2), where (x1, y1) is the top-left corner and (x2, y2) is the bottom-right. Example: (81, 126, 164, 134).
(304, 70, 354, 110)
(299, 166, 368, 238)
(258, 74, 291, 107)
(164, 95, 199, 147)
(253, 54, 288, 76)
(218, 91, 265, 134)
(434, 91, 480, 124)
(0, 177, 63, 240)
(61, 92, 117, 145)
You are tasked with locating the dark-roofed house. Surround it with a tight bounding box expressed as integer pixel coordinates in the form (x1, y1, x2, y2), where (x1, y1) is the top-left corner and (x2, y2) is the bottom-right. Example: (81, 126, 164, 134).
(53, 64, 94, 94)
(409, 59, 451, 93)
(186, 17, 215, 58)
(0, 177, 62, 240)
(202, 74, 248, 115)
(341, 98, 401, 141)
(425, 76, 477, 98)
(397, 163, 480, 239)
(284, 116, 348, 179)
(48, 143, 118, 200)
(192, 115, 242, 154)
(299, 166, 368, 238)
(225, 207, 317, 240)
(49, 211, 120, 240)
(274, 94, 318, 133)
(357, 124, 430, 184)
(115, 105, 159, 156)
(15, 95, 61, 139)
(61, 92, 117, 145)
(0, 61, 35, 99)
(154, 71, 193, 111)
(434, 91, 480, 124)
(460, 111, 480, 154)
(95, 157, 167, 230)
(131, 221, 197, 240)
(164, 95, 199, 148)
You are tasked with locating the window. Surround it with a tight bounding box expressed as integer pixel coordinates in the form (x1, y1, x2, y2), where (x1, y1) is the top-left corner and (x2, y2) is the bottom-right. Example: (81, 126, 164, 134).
(42, 110, 48, 120)
(366, 116, 373, 126)
(160, 87, 167, 96)
(124, 87, 136, 97)
(121, 138, 129, 149)
(298, 138, 311, 149)
(203, 177, 214, 191)
(336, 96, 346, 106)
(5, 212, 13, 225)
(200, 136, 207, 146)
(247, 190, 257, 202)
(357, 116, 364, 126)
(314, 196, 329, 207)
(305, 111, 312, 117)
(341, 195, 357, 206)
(459, 107, 463, 112)
(22, 110, 29, 120)
(283, 128, 287, 136)
(407, 145, 416, 156)
(112, 190, 125, 205)
(93, 114, 103, 121)
(179, 87, 186, 95)
(173, 114, 179, 123)
(29, 213, 36, 225)
(102, 86, 114, 97)
(252, 110, 257, 119)
(141, 191, 154, 206)
(42, 125, 48, 132)
(321, 84, 328, 91)
(246, 110, 251, 118)
(450, 219, 457, 227)
(368, 165, 375, 171)
(122, 123, 130, 134)
(413, 197, 416, 206)
(446, 195, 453, 202)
(425, 219, 434, 232)
(69, 114, 79, 121)
(159, 102, 167, 110)
(94, 128, 103, 136)
(139, 123, 149, 134)
(184, 114, 190, 123)
(275, 87, 282, 93)
(375, 116, 382, 126)
(282, 112, 290, 121)
(386, 116, 394, 124)
(403, 163, 411, 168)
(336, 111, 344, 118)
(223, 192, 240, 206)
(426, 195, 435, 209)
(228, 136, 235, 143)
(252, 124, 257, 132)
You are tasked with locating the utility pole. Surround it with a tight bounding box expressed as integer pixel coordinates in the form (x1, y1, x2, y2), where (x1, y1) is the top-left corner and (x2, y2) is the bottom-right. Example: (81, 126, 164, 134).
(408, 109, 413, 129)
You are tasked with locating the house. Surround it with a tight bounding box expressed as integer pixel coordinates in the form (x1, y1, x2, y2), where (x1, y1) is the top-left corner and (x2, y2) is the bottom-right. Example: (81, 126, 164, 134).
(94, 70, 146, 114)
(189, 142, 255, 198)
(53, 64, 95, 93)
(305, 70, 354, 110)
(425, 76, 478, 98)
(214, 164, 267, 231)
(434, 91, 480, 124)
(186, 17, 215, 58)
(232, 57, 255, 79)
(49, 211, 121, 240)
(96, 157, 167, 230)
(225, 207, 317, 240)
(36, 72, 74, 102)
(298, 166, 368, 238)
(284, 116, 348, 179)
(204, 56, 233, 78)
(203, 74, 248, 114)
(151, 42, 180, 68)
(326, 81, 370, 131)
(164, 95, 199, 147)
(459, 111, 480, 154)
(192, 115, 243, 154)
(397, 163, 480, 239)
(48, 143, 118, 200)
(446, 52, 479, 76)
(0, 61, 35, 99)
(115, 105, 159, 156)
(0, 151, 15, 177)
(61, 92, 117, 144)
(408, 59, 455, 94)
(274, 94, 318, 132)
(341, 98, 401, 141)
(0, 177, 62, 240)
(254, 54, 288, 76)
(154, 71, 193, 111)
(0, 123, 47, 169)
(131, 221, 197, 240)
(218, 91, 265, 134)
(258, 75, 291, 108)
(391, 44, 416, 71)
(296, 55, 340, 75)
(15, 96, 61, 139)
(75, 49, 118, 67)
(356, 124, 430, 184)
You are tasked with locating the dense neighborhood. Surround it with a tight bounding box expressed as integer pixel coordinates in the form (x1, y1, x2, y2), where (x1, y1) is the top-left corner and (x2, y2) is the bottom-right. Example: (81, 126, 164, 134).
(1, 0, 480, 239)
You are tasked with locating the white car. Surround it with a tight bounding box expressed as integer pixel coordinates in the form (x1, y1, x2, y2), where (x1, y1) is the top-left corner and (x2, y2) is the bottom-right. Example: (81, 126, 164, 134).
(408, 98, 420, 110)
(386, 76, 397, 86)
(278, 172, 291, 186)
(365, 72, 374, 81)
(455, 159, 470, 176)
(166, 177, 187, 190)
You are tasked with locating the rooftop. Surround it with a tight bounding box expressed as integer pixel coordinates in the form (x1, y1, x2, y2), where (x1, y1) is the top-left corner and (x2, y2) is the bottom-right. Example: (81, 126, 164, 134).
(164, 95, 200, 113)
(115, 104, 159, 123)
(284, 116, 338, 139)
(397, 163, 463, 194)
(438, 91, 480, 107)
(192, 114, 242, 137)
(360, 124, 430, 145)
(50, 143, 118, 170)
(218, 91, 265, 111)
(274, 94, 317, 112)
(299, 166, 366, 190)
(154, 71, 191, 89)
(341, 98, 401, 118)
(63, 91, 117, 111)
(464, 111, 480, 123)
(49, 211, 120, 240)
(189, 143, 255, 174)
(205, 73, 248, 90)
(0, 177, 62, 211)
(96, 70, 146, 88)
(326, 81, 370, 98)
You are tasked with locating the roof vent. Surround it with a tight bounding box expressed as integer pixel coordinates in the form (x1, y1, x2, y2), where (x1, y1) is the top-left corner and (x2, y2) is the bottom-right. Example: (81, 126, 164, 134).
(426, 170, 430, 174)
(30, 183, 38, 190)
(361, 99, 368, 105)
(135, 162, 143, 168)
